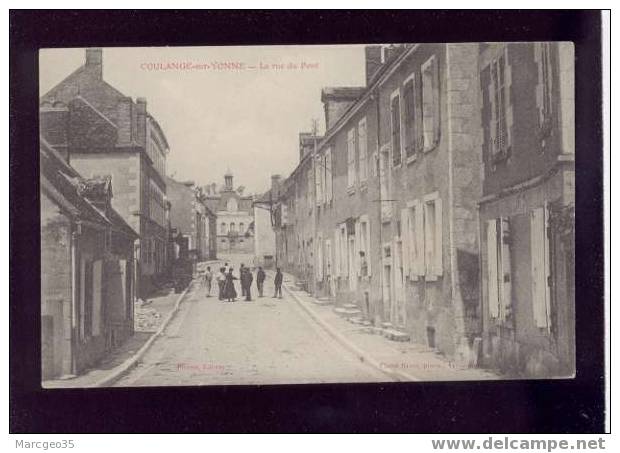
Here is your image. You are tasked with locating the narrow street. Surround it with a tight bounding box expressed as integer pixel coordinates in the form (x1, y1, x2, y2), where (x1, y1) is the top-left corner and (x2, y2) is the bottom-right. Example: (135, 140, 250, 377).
(115, 258, 389, 386)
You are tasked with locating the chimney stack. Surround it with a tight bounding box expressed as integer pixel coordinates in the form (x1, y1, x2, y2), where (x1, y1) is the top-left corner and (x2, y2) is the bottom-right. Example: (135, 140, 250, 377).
(84, 48, 103, 79)
(116, 97, 134, 146)
(136, 97, 147, 146)
(321, 87, 365, 131)
(365, 45, 383, 85)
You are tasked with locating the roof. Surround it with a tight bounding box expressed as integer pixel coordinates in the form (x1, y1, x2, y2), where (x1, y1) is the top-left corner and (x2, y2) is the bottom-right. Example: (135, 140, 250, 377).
(320, 86, 366, 102)
(40, 138, 138, 238)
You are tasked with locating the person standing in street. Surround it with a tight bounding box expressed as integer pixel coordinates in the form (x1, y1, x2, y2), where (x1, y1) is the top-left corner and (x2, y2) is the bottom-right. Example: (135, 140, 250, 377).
(217, 267, 226, 301)
(274, 267, 283, 299)
(204, 266, 213, 298)
(256, 266, 266, 297)
(223, 268, 238, 302)
(243, 268, 253, 301)
(239, 264, 246, 298)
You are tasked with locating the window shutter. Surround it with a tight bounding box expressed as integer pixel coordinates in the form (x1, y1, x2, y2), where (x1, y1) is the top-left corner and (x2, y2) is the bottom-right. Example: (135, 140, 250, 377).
(531, 207, 551, 328)
(486, 219, 500, 319)
(424, 202, 435, 278)
(499, 217, 512, 321)
(400, 208, 410, 279)
(366, 220, 372, 277)
(431, 55, 440, 145)
(92, 260, 102, 336)
(489, 63, 497, 157)
(355, 220, 362, 276)
(326, 148, 332, 202)
(316, 235, 323, 280)
(333, 228, 340, 277)
(433, 197, 443, 277)
(408, 207, 418, 281)
(422, 62, 434, 151)
(504, 46, 514, 150)
(534, 43, 545, 128)
(414, 200, 425, 278)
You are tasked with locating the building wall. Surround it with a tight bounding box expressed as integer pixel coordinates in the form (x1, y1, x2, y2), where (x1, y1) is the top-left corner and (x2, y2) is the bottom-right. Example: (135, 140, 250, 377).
(477, 42, 575, 377)
(40, 194, 73, 379)
(254, 204, 276, 267)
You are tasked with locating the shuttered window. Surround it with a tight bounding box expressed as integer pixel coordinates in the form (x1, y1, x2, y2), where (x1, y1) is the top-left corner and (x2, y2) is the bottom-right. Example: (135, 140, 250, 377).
(423, 195, 443, 280)
(487, 46, 513, 160)
(531, 206, 552, 329)
(325, 147, 333, 202)
(358, 118, 368, 183)
(486, 217, 513, 322)
(535, 42, 554, 143)
(421, 55, 440, 152)
(347, 128, 356, 188)
(390, 90, 402, 166)
(92, 260, 102, 336)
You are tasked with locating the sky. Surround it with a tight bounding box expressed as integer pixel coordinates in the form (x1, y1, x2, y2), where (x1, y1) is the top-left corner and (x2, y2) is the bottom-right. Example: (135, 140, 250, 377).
(39, 45, 367, 195)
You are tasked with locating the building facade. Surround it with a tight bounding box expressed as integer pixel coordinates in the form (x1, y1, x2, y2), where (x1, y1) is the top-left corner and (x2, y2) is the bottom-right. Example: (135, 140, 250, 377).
(40, 48, 171, 297)
(273, 43, 575, 376)
(204, 173, 255, 257)
(477, 42, 575, 377)
(41, 140, 138, 380)
(166, 176, 217, 261)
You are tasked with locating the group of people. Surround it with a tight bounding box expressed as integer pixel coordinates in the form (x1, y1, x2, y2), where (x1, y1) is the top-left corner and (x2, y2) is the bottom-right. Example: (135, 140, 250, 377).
(202, 263, 284, 302)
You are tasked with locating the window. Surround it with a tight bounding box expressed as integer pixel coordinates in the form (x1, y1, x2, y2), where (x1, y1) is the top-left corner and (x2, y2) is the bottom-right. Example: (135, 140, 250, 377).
(325, 148, 333, 203)
(486, 218, 512, 322)
(357, 215, 371, 277)
(486, 47, 513, 160)
(404, 201, 423, 280)
(340, 224, 348, 277)
(535, 42, 554, 141)
(403, 74, 423, 159)
(227, 197, 238, 212)
(315, 154, 323, 205)
(230, 222, 236, 233)
(347, 128, 356, 189)
(358, 118, 368, 183)
(423, 194, 443, 280)
(390, 90, 402, 166)
(316, 234, 323, 280)
(530, 206, 551, 329)
(221, 222, 227, 234)
(239, 222, 244, 233)
(421, 55, 440, 152)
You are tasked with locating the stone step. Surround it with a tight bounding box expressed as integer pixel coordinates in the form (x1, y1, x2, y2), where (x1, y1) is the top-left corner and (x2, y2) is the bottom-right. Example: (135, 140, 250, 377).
(333, 307, 362, 318)
(312, 297, 333, 306)
(343, 303, 358, 310)
(381, 321, 394, 329)
(348, 316, 365, 325)
(383, 328, 411, 342)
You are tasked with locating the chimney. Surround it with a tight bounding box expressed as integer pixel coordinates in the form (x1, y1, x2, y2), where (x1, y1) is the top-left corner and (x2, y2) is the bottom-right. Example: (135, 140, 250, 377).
(116, 97, 134, 146)
(271, 174, 282, 199)
(365, 45, 383, 85)
(321, 87, 365, 131)
(84, 48, 103, 79)
(299, 132, 321, 161)
(136, 97, 147, 146)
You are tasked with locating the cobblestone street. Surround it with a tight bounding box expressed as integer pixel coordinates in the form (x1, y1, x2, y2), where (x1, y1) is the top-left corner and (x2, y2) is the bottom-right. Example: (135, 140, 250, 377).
(115, 259, 389, 386)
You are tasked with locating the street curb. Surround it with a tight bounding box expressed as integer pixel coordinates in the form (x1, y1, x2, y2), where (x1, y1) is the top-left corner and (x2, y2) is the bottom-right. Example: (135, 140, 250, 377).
(281, 282, 420, 383)
(92, 281, 195, 388)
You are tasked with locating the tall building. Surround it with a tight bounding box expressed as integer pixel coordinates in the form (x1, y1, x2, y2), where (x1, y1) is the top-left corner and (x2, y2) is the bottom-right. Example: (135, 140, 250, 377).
(40, 139, 138, 380)
(40, 48, 171, 297)
(272, 43, 575, 377)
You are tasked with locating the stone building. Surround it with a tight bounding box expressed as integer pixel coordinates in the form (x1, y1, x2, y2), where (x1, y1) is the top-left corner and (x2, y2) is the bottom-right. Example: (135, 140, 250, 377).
(203, 173, 255, 257)
(477, 42, 575, 377)
(273, 43, 490, 366)
(40, 48, 170, 297)
(41, 139, 138, 381)
(166, 176, 217, 261)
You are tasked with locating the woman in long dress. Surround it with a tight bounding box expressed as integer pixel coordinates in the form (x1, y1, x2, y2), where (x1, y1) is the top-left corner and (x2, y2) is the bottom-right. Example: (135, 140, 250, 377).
(223, 268, 238, 302)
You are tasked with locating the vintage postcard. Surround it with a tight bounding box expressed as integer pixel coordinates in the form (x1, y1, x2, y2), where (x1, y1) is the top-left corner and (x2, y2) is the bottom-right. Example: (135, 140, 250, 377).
(38, 42, 575, 388)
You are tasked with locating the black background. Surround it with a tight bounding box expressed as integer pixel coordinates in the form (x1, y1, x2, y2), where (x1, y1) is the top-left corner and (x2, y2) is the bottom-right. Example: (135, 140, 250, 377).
(9, 10, 605, 433)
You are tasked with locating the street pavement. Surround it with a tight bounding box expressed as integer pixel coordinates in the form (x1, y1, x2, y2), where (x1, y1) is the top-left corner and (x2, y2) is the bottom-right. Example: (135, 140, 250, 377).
(115, 258, 388, 387)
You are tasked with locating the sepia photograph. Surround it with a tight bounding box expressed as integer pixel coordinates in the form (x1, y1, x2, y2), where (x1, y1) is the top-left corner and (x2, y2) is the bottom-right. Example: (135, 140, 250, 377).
(38, 41, 576, 388)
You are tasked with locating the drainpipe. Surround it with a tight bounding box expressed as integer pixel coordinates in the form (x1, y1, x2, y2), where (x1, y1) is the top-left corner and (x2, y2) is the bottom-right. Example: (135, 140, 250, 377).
(70, 223, 79, 376)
